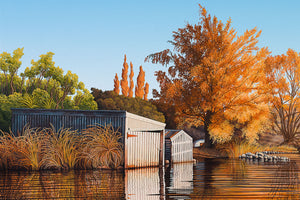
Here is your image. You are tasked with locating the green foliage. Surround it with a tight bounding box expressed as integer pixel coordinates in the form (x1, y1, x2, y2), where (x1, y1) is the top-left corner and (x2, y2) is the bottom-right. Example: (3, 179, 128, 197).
(91, 88, 165, 123)
(0, 48, 24, 95)
(0, 48, 98, 131)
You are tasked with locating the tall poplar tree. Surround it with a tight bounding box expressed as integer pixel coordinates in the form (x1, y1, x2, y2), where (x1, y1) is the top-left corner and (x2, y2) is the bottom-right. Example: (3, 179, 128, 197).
(146, 5, 270, 147)
(120, 55, 129, 96)
(135, 66, 145, 98)
(113, 73, 120, 94)
(144, 82, 149, 100)
(129, 62, 134, 97)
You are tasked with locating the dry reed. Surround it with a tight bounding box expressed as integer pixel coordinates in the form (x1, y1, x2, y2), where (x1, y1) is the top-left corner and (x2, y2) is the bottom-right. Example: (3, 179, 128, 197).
(0, 124, 124, 171)
(80, 124, 123, 169)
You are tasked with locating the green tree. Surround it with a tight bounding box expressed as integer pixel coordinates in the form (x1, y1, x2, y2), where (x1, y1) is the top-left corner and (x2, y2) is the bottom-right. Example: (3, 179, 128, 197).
(91, 88, 165, 123)
(0, 48, 24, 95)
(0, 49, 98, 131)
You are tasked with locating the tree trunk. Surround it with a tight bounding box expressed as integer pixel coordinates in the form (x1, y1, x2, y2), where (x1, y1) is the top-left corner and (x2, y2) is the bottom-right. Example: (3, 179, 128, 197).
(204, 111, 214, 148)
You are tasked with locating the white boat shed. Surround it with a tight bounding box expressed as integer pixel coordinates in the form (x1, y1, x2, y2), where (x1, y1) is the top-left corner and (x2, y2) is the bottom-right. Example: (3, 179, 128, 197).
(165, 130, 193, 163)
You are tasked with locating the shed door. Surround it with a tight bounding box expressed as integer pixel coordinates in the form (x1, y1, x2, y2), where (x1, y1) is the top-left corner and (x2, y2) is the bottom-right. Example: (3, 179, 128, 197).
(125, 130, 163, 168)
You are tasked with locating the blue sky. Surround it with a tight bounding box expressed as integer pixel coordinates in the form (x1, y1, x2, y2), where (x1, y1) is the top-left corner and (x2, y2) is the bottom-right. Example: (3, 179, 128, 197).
(1, 0, 300, 98)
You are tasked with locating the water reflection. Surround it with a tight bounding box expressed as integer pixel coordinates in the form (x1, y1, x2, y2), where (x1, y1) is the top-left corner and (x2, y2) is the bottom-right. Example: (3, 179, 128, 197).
(125, 167, 162, 200)
(167, 162, 193, 199)
(1, 156, 300, 199)
(0, 170, 125, 199)
(270, 161, 300, 199)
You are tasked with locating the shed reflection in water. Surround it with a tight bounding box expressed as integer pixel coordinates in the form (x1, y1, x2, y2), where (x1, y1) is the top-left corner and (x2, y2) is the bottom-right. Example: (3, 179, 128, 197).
(2, 156, 300, 199)
(167, 162, 194, 199)
(125, 167, 162, 200)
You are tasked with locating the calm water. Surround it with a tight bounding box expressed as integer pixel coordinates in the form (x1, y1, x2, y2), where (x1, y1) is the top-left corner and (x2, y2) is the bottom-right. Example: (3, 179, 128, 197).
(1, 154, 300, 199)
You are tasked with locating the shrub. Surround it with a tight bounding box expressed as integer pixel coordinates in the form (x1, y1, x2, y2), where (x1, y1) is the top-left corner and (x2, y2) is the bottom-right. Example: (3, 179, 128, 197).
(40, 126, 80, 170)
(80, 124, 123, 169)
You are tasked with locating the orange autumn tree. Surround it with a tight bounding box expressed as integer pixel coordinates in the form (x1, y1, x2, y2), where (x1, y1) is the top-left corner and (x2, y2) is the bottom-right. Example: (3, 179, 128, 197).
(144, 82, 149, 100)
(265, 49, 300, 144)
(135, 66, 145, 98)
(120, 55, 129, 96)
(113, 73, 120, 94)
(129, 62, 134, 97)
(146, 5, 270, 147)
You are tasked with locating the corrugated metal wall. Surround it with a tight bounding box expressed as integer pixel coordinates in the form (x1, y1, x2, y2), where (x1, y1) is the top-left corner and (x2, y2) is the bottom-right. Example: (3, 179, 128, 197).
(171, 131, 193, 163)
(11, 108, 167, 169)
(125, 130, 162, 168)
(11, 108, 126, 135)
(165, 138, 172, 162)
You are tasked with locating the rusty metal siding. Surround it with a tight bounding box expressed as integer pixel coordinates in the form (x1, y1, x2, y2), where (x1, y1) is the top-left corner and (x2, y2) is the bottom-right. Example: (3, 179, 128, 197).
(124, 112, 166, 168)
(125, 130, 162, 168)
(11, 108, 127, 136)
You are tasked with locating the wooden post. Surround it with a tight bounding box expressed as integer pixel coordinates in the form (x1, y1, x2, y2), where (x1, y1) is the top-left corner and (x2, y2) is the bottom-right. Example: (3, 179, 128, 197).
(159, 130, 164, 166)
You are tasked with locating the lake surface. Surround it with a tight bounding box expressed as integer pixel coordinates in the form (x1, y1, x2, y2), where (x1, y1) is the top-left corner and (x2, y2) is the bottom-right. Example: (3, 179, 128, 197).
(1, 154, 300, 199)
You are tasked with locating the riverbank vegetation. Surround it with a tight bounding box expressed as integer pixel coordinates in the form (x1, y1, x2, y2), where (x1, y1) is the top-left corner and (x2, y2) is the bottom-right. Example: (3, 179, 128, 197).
(0, 125, 123, 171)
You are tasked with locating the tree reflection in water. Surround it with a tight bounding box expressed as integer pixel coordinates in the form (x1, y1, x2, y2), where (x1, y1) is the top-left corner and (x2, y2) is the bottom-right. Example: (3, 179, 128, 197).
(191, 159, 223, 199)
(1, 156, 300, 199)
(270, 161, 300, 199)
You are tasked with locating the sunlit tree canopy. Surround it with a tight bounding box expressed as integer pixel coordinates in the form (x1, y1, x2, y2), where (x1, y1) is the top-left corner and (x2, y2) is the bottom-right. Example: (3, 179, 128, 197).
(146, 5, 271, 145)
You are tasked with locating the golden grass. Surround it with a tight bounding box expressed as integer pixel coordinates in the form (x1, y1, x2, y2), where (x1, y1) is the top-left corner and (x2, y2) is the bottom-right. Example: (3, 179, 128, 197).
(40, 126, 80, 170)
(0, 128, 43, 170)
(80, 124, 123, 169)
(0, 124, 124, 171)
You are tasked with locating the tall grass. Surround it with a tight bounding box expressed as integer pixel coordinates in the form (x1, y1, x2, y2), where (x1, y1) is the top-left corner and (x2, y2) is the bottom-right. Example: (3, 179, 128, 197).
(40, 126, 80, 170)
(0, 128, 43, 170)
(0, 124, 124, 171)
(80, 124, 123, 169)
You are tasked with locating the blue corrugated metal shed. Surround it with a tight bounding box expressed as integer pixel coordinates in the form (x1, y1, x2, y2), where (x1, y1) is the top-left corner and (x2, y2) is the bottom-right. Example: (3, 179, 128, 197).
(11, 108, 127, 135)
(11, 108, 166, 168)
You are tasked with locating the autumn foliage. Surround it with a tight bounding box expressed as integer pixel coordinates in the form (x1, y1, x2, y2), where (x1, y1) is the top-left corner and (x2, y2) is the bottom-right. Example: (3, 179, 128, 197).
(120, 55, 129, 96)
(135, 66, 145, 98)
(144, 82, 149, 101)
(129, 62, 134, 97)
(114, 55, 149, 100)
(265, 49, 300, 145)
(113, 73, 120, 94)
(146, 5, 271, 146)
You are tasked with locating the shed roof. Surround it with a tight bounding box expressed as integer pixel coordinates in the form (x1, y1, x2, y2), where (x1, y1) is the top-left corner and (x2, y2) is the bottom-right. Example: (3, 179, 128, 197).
(165, 130, 180, 139)
(165, 129, 192, 140)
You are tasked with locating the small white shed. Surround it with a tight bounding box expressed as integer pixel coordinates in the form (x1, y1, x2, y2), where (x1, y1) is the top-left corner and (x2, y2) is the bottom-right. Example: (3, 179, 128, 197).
(165, 130, 193, 163)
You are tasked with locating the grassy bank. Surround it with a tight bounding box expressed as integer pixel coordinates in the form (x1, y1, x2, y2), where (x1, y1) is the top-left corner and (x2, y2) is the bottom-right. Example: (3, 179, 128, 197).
(193, 141, 298, 159)
(0, 124, 123, 171)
